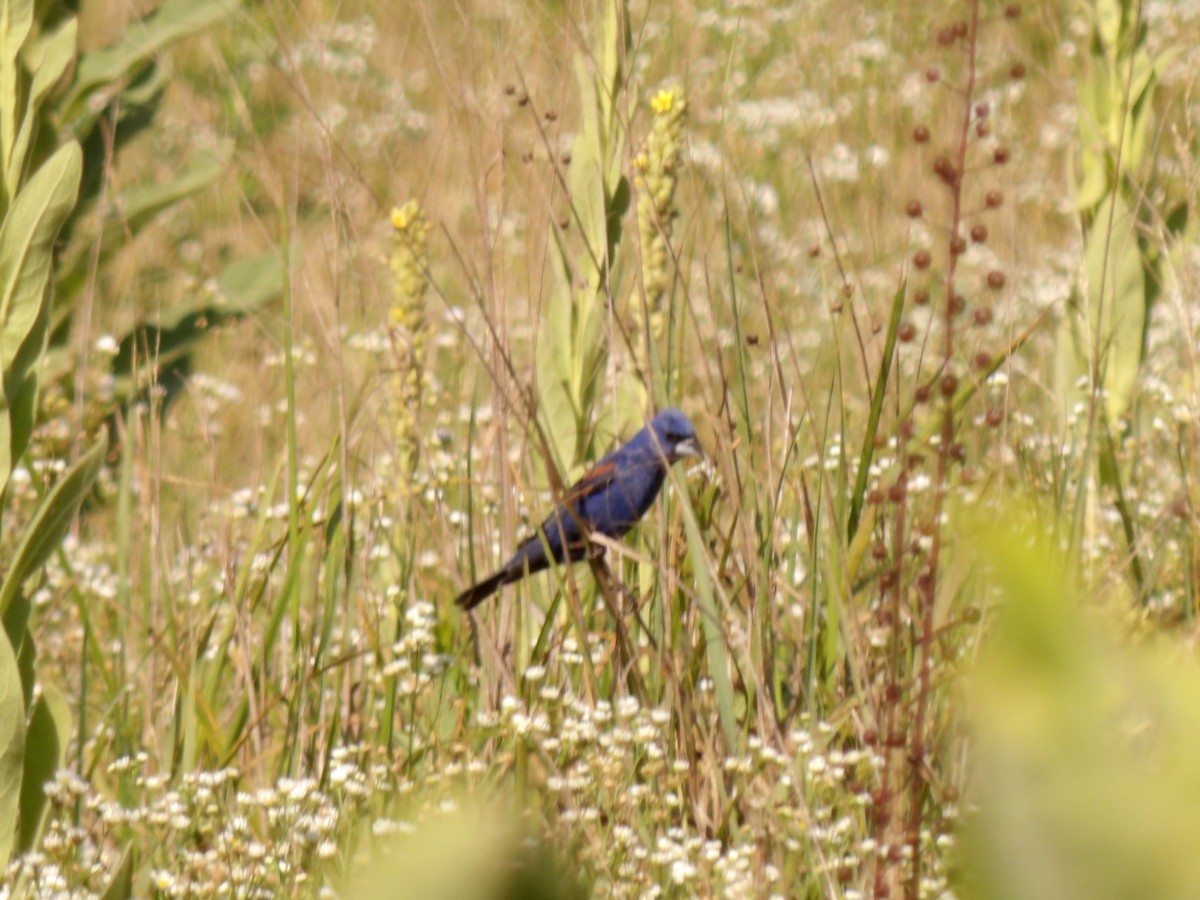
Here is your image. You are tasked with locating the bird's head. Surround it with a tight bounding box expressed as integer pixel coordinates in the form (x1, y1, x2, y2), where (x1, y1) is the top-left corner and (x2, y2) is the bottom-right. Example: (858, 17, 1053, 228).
(647, 408, 704, 463)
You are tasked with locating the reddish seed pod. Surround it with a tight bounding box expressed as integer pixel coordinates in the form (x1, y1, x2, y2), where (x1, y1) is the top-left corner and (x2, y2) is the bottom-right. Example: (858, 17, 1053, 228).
(974, 350, 993, 370)
(872, 542, 889, 561)
(970, 224, 988, 243)
(953, 20, 969, 38)
(898, 322, 916, 342)
(950, 293, 967, 315)
(993, 147, 1011, 165)
(973, 305, 994, 326)
(517, 93, 530, 106)
(949, 443, 966, 463)
(985, 190, 1003, 208)
(503, 84, 516, 95)
(985, 406, 1004, 428)
(906, 199, 923, 218)
(868, 488, 885, 506)
(914, 384, 931, 404)
(545, 110, 558, 121)
(914, 288, 930, 306)
(884, 684, 902, 703)
(880, 569, 898, 590)
(899, 419, 916, 439)
(913, 250, 932, 270)
(975, 102, 989, 118)
(864, 730, 879, 746)
(926, 68, 941, 83)
(874, 433, 888, 449)
(888, 482, 906, 503)
(561, 152, 572, 164)
(843, 282, 855, 298)
(976, 121, 990, 138)
(933, 156, 957, 185)
(559, 217, 570, 229)
(937, 26, 956, 45)
(1010, 63, 1026, 80)
(808, 243, 820, 258)
(913, 124, 931, 143)
(1005, 4, 1021, 18)
(949, 235, 967, 255)
(941, 372, 959, 396)
(987, 271, 1006, 289)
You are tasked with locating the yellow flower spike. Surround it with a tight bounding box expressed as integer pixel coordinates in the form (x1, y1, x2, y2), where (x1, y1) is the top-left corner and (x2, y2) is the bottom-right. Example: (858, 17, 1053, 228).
(388, 199, 432, 484)
(633, 87, 687, 340)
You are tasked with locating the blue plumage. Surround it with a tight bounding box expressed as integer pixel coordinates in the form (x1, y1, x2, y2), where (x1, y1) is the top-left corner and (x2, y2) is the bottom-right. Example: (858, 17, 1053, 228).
(455, 408, 702, 610)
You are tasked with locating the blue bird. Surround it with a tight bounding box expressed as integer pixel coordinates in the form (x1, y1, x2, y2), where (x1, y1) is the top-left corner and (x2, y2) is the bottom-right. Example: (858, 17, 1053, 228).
(455, 408, 703, 610)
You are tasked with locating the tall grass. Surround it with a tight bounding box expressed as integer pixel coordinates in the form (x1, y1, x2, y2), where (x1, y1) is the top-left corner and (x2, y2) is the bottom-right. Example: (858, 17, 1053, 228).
(3, 0, 1199, 896)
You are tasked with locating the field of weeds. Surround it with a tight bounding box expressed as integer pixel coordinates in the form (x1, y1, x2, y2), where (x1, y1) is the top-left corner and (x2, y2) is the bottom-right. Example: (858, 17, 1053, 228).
(2, 0, 1199, 896)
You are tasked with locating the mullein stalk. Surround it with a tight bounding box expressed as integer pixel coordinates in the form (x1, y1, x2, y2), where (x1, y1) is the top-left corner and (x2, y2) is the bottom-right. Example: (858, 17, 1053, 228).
(389, 200, 431, 483)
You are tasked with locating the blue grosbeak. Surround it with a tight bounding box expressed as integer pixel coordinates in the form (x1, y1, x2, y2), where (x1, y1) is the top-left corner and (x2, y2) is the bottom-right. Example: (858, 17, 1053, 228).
(455, 408, 703, 610)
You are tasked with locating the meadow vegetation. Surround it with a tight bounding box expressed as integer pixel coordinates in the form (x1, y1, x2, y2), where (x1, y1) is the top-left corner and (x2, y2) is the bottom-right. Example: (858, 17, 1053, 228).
(1, 0, 1199, 896)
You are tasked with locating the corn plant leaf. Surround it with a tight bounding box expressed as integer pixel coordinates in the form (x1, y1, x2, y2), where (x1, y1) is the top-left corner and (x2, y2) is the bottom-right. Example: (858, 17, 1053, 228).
(0, 429, 106, 621)
(0, 625, 24, 868)
(0, 141, 81, 492)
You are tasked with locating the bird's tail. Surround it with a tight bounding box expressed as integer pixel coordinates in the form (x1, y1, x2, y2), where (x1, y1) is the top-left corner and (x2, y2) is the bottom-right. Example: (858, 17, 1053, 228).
(454, 569, 511, 611)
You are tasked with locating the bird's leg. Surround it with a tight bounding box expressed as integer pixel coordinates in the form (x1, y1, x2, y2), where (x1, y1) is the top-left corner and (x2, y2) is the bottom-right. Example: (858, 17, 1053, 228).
(588, 555, 649, 705)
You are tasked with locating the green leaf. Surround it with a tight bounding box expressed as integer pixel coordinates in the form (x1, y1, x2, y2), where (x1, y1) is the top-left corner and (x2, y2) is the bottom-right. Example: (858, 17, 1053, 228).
(0, 626, 25, 867)
(1086, 191, 1145, 428)
(17, 686, 64, 854)
(683, 489, 738, 749)
(849, 279, 906, 540)
(6, 15, 75, 197)
(100, 843, 135, 900)
(0, 0, 34, 201)
(0, 430, 106, 621)
(0, 141, 81, 490)
(963, 504, 1200, 900)
(57, 141, 231, 298)
(60, 0, 239, 131)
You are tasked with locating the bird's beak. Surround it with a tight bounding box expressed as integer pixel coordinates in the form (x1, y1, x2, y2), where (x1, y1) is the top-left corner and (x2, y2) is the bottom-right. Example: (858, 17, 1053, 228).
(673, 436, 704, 460)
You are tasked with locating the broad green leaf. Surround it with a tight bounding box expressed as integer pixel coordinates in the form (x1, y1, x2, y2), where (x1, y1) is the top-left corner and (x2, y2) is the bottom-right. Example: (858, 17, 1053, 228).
(60, 0, 239, 130)
(0, 0, 33, 200)
(0, 141, 81, 490)
(6, 15, 75, 197)
(963, 506, 1200, 900)
(212, 250, 286, 315)
(57, 141, 231, 297)
(0, 626, 24, 867)
(1086, 191, 1145, 427)
(0, 430, 106, 620)
(17, 688, 63, 853)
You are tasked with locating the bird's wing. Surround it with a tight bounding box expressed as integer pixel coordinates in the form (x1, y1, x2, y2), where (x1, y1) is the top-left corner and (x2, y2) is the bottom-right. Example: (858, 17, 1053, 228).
(562, 459, 619, 507)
